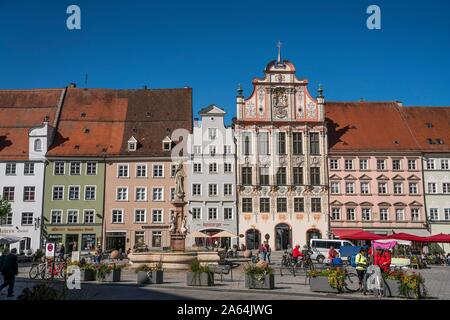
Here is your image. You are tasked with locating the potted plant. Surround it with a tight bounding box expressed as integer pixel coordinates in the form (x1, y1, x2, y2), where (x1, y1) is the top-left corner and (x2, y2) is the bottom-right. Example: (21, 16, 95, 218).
(135, 263, 164, 284)
(97, 264, 122, 282)
(399, 271, 427, 299)
(308, 268, 345, 293)
(244, 262, 274, 289)
(79, 263, 97, 281)
(186, 260, 214, 286)
(383, 270, 404, 297)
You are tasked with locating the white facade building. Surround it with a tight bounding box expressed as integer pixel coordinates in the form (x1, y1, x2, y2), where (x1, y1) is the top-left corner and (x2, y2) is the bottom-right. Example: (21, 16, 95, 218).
(0, 119, 53, 253)
(423, 154, 450, 253)
(186, 105, 238, 248)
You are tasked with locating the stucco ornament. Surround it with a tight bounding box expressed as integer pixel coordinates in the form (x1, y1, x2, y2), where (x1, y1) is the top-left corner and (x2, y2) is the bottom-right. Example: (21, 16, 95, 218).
(246, 101, 256, 117)
(306, 101, 317, 118)
(272, 87, 288, 119)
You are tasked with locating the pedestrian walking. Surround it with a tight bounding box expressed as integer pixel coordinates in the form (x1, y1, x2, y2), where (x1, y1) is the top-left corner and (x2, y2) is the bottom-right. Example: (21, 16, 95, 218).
(0, 248, 18, 297)
(355, 247, 368, 292)
(258, 243, 267, 262)
(58, 244, 65, 261)
(264, 241, 271, 264)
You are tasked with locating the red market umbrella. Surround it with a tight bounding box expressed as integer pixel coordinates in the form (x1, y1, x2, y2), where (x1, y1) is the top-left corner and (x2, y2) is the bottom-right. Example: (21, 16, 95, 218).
(388, 233, 427, 242)
(339, 231, 386, 241)
(421, 233, 450, 243)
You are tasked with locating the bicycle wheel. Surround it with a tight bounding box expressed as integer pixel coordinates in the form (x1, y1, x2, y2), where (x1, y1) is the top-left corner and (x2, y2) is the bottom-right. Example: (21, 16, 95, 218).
(29, 264, 39, 279)
(344, 271, 360, 292)
(41, 264, 53, 280)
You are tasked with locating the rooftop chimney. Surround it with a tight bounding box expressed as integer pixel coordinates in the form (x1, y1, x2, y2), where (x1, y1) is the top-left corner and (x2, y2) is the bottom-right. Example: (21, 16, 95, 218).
(69, 83, 77, 88)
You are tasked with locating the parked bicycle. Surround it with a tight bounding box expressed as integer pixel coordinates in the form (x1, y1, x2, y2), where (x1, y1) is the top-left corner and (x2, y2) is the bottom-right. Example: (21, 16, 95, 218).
(41, 260, 67, 280)
(29, 262, 46, 279)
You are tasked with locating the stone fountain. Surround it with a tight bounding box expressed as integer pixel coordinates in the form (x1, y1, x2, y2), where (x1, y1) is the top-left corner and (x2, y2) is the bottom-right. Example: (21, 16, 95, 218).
(128, 161, 220, 269)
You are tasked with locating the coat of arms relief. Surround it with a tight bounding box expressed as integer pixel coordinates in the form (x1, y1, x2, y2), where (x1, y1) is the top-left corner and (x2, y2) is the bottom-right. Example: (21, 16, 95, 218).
(272, 87, 288, 119)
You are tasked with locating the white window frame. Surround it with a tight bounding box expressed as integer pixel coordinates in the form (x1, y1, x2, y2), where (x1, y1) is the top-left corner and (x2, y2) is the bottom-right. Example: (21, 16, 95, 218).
(411, 208, 420, 222)
(52, 185, 64, 201)
(331, 208, 341, 220)
(116, 187, 129, 201)
(345, 182, 355, 194)
(408, 159, 417, 171)
(344, 159, 354, 170)
(152, 187, 164, 201)
(83, 209, 96, 224)
(429, 208, 439, 221)
(224, 163, 232, 173)
(360, 182, 370, 194)
(68, 185, 81, 201)
(208, 184, 218, 197)
(69, 161, 81, 176)
(67, 209, 79, 224)
(134, 209, 147, 223)
(409, 183, 418, 195)
(330, 159, 339, 170)
(152, 209, 164, 223)
(152, 164, 164, 178)
(135, 187, 147, 201)
(51, 209, 63, 224)
(111, 209, 124, 224)
(208, 207, 218, 220)
(136, 164, 147, 178)
(362, 208, 371, 221)
(359, 159, 369, 171)
(54, 162, 65, 175)
(380, 208, 389, 221)
(86, 161, 98, 176)
(441, 159, 449, 170)
(224, 207, 233, 220)
(192, 184, 202, 197)
(192, 207, 202, 220)
(193, 163, 202, 173)
(117, 164, 129, 178)
(393, 182, 404, 195)
(84, 185, 97, 201)
(330, 182, 340, 194)
(223, 183, 233, 196)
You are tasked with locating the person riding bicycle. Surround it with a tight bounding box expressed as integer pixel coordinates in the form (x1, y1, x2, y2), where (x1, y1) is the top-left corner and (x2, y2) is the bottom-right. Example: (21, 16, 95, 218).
(355, 247, 368, 292)
(292, 245, 303, 263)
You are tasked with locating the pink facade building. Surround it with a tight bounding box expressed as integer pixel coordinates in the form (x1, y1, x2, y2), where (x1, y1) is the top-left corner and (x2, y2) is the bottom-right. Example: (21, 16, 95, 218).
(326, 102, 428, 237)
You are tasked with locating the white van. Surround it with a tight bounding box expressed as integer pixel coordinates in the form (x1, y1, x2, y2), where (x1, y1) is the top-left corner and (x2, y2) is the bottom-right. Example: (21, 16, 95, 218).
(309, 239, 354, 263)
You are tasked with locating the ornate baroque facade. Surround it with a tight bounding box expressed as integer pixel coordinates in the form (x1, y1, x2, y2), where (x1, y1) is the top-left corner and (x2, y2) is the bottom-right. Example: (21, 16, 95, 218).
(235, 57, 329, 250)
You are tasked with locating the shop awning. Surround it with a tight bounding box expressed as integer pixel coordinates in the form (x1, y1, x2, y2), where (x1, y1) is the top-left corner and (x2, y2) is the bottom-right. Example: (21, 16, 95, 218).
(331, 229, 363, 238)
(339, 231, 386, 240)
(421, 233, 450, 243)
(388, 233, 427, 242)
(213, 230, 238, 238)
(0, 235, 23, 244)
(187, 231, 210, 238)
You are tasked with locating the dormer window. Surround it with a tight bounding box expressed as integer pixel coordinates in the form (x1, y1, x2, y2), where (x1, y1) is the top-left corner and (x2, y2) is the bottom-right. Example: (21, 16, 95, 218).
(34, 139, 42, 152)
(128, 136, 137, 152)
(162, 136, 172, 151)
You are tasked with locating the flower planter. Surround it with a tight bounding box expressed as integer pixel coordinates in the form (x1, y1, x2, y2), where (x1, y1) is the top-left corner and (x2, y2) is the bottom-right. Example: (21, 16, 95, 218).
(186, 271, 214, 286)
(385, 279, 401, 297)
(80, 269, 96, 281)
(245, 274, 275, 290)
(137, 271, 149, 284)
(310, 276, 339, 293)
(148, 270, 164, 284)
(137, 270, 164, 284)
(98, 269, 121, 282)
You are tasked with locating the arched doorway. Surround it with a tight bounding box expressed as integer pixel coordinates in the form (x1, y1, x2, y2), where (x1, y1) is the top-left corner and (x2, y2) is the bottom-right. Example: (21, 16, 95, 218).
(306, 229, 322, 245)
(275, 223, 291, 251)
(245, 229, 261, 250)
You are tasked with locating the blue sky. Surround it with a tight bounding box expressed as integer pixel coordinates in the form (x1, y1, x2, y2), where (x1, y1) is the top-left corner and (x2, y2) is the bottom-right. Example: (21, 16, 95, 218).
(1, 0, 449, 124)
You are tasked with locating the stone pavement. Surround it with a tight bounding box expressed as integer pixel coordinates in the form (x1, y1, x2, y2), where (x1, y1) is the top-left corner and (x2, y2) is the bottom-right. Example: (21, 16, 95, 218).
(1, 261, 449, 300)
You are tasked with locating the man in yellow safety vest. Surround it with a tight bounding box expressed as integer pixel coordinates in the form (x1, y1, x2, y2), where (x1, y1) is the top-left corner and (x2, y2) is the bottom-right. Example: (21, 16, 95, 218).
(355, 248, 368, 292)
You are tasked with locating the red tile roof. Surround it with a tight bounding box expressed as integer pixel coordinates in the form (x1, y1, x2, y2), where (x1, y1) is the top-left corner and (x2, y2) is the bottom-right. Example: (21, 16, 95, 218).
(47, 87, 192, 157)
(400, 107, 450, 152)
(326, 102, 420, 152)
(0, 89, 62, 160)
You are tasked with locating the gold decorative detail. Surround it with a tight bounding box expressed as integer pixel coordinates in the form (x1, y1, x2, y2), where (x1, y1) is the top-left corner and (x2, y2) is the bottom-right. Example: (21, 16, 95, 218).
(244, 214, 252, 221)
(261, 214, 269, 221)
(278, 214, 287, 221)
(296, 214, 304, 220)
(313, 214, 321, 221)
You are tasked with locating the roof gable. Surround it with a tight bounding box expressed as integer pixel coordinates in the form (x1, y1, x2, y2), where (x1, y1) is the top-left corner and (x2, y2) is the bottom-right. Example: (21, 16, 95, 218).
(199, 104, 226, 116)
